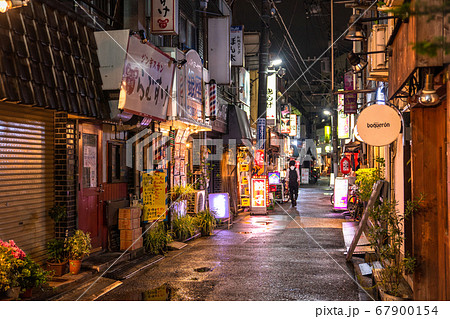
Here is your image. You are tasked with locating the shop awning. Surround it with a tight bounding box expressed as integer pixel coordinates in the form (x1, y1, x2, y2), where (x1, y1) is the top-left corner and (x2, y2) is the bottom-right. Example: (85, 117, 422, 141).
(0, 1, 109, 119)
(223, 104, 252, 145)
(344, 141, 361, 153)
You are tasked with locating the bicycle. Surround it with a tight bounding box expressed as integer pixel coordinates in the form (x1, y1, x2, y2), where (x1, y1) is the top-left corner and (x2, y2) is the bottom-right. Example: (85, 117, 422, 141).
(347, 185, 364, 221)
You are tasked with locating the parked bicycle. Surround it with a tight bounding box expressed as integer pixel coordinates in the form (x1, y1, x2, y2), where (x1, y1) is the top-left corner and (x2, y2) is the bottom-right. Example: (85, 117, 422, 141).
(347, 184, 364, 221)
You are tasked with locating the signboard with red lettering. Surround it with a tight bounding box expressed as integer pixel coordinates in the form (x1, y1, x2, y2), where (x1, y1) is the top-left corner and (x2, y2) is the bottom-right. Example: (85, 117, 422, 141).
(251, 177, 268, 209)
(340, 156, 352, 175)
(118, 35, 175, 120)
(151, 0, 179, 35)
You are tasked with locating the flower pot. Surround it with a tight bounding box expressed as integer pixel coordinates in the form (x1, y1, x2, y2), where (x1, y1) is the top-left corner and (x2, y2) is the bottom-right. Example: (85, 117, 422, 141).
(379, 288, 410, 301)
(20, 288, 33, 299)
(6, 287, 21, 300)
(47, 261, 68, 277)
(69, 259, 82, 275)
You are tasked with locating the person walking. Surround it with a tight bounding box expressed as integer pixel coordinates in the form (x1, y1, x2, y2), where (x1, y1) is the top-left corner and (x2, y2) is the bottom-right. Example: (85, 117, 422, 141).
(286, 160, 300, 207)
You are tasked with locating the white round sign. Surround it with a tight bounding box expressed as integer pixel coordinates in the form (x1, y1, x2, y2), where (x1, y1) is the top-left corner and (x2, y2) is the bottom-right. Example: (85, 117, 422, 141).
(356, 104, 402, 146)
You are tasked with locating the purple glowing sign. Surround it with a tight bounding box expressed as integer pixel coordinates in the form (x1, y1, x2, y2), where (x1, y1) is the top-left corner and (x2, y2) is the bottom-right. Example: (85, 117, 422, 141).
(268, 172, 280, 185)
(208, 193, 230, 219)
(333, 177, 349, 210)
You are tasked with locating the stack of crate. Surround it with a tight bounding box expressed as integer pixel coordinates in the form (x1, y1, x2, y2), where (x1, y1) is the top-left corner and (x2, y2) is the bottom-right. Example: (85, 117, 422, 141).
(118, 207, 143, 251)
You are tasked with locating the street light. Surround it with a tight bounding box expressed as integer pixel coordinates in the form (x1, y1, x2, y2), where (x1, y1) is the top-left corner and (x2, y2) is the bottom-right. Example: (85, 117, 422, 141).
(323, 110, 331, 116)
(0, 0, 29, 13)
(270, 58, 282, 67)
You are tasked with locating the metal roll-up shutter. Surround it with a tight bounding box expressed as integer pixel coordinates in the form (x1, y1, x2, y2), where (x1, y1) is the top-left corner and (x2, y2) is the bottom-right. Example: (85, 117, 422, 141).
(0, 103, 55, 264)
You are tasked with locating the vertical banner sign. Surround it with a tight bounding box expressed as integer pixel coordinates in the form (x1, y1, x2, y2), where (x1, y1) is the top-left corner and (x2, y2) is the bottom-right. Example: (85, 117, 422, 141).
(230, 26, 244, 66)
(333, 177, 349, 210)
(338, 112, 350, 139)
(253, 149, 265, 176)
(344, 72, 357, 114)
(208, 17, 231, 84)
(239, 67, 251, 107)
(142, 171, 167, 222)
(151, 0, 179, 35)
(209, 83, 217, 118)
(324, 126, 331, 143)
(251, 177, 268, 208)
(118, 36, 175, 120)
(289, 114, 297, 137)
(266, 73, 277, 126)
(280, 104, 290, 134)
(256, 117, 266, 150)
(185, 50, 203, 123)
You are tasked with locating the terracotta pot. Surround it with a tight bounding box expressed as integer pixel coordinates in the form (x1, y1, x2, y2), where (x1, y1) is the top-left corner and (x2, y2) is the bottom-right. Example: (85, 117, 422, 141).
(47, 261, 68, 277)
(20, 288, 33, 299)
(69, 259, 82, 275)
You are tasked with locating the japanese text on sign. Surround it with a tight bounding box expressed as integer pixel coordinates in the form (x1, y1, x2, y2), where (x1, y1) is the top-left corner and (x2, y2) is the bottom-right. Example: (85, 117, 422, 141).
(251, 178, 267, 208)
(151, 0, 178, 34)
(230, 26, 244, 66)
(142, 171, 167, 222)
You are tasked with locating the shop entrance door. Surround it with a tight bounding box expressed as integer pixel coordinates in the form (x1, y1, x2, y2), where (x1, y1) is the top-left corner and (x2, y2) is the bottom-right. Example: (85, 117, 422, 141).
(78, 124, 104, 249)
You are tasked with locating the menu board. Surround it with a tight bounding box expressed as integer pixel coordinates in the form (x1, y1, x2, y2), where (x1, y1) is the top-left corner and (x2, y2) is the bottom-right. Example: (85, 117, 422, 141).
(142, 171, 167, 222)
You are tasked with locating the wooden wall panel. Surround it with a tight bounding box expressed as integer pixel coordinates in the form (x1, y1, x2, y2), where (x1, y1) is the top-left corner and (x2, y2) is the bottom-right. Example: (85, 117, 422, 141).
(102, 182, 128, 202)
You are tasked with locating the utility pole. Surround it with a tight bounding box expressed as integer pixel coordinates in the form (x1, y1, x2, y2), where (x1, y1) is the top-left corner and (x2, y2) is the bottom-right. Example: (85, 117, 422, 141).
(256, 0, 271, 154)
(331, 0, 339, 177)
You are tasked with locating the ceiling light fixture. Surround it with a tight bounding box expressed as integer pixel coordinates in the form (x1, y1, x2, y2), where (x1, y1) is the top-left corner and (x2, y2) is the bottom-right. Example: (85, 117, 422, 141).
(418, 72, 439, 106)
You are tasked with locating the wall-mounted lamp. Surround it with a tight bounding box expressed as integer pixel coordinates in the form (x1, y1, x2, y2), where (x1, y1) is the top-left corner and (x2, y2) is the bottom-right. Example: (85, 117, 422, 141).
(345, 13, 400, 42)
(347, 52, 368, 73)
(418, 72, 439, 106)
(0, 0, 29, 13)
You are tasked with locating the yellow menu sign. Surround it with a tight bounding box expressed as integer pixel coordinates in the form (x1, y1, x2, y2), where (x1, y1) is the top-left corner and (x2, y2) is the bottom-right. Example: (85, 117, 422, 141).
(142, 171, 167, 222)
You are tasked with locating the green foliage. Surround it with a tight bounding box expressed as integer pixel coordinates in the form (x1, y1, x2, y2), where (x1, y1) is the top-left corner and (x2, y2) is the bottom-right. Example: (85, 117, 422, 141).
(0, 245, 24, 291)
(65, 230, 92, 260)
(46, 238, 68, 263)
(367, 200, 416, 297)
(170, 184, 195, 202)
(413, 37, 450, 57)
(144, 222, 173, 255)
(48, 205, 67, 223)
(171, 214, 198, 241)
(17, 256, 50, 290)
(195, 209, 217, 236)
(355, 157, 385, 202)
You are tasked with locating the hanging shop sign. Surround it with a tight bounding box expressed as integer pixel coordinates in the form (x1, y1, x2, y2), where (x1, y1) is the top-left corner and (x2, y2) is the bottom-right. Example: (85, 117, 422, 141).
(280, 104, 290, 134)
(333, 177, 349, 210)
(324, 125, 331, 143)
(251, 176, 268, 209)
(289, 114, 297, 137)
(340, 157, 352, 175)
(208, 17, 231, 84)
(185, 50, 203, 123)
(268, 172, 281, 185)
(230, 26, 244, 66)
(338, 112, 350, 139)
(266, 73, 277, 126)
(257, 118, 266, 150)
(239, 67, 250, 107)
(142, 170, 167, 222)
(344, 72, 357, 114)
(151, 0, 179, 35)
(118, 35, 175, 120)
(337, 90, 344, 112)
(254, 149, 265, 176)
(209, 193, 230, 219)
(356, 104, 402, 146)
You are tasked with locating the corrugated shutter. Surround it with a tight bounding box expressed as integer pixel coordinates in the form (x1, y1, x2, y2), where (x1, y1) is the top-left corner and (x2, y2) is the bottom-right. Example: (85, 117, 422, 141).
(0, 103, 54, 264)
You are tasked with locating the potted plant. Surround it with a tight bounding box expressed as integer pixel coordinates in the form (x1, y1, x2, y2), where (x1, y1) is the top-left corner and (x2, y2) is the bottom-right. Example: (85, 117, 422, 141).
(0, 239, 26, 300)
(367, 199, 417, 300)
(46, 238, 68, 277)
(172, 214, 198, 242)
(144, 222, 172, 256)
(65, 230, 92, 275)
(18, 256, 50, 298)
(195, 208, 216, 236)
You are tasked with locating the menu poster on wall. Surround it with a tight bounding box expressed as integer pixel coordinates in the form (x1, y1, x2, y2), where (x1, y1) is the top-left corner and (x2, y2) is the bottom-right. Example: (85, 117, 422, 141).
(180, 159, 185, 175)
(142, 171, 167, 222)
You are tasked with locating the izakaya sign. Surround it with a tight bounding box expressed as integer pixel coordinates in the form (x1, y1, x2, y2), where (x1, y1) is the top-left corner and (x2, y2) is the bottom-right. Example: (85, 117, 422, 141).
(251, 177, 268, 208)
(266, 73, 277, 126)
(118, 35, 175, 120)
(356, 104, 402, 146)
(151, 0, 179, 34)
(230, 26, 244, 66)
(185, 50, 203, 122)
(280, 104, 290, 134)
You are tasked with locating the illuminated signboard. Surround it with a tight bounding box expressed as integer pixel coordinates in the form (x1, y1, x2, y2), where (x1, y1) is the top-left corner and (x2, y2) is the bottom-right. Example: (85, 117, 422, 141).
(209, 193, 230, 219)
(280, 104, 290, 134)
(324, 125, 331, 143)
(333, 177, 349, 210)
(266, 73, 277, 126)
(268, 172, 280, 185)
(289, 114, 297, 137)
(338, 112, 350, 139)
(251, 176, 268, 208)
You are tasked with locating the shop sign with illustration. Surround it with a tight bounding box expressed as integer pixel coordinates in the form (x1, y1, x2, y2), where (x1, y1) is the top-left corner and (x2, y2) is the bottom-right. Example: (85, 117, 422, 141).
(280, 104, 290, 134)
(253, 149, 265, 176)
(151, 0, 179, 35)
(142, 170, 167, 222)
(230, 26, 244, 66)
(118, 35, 175, 120)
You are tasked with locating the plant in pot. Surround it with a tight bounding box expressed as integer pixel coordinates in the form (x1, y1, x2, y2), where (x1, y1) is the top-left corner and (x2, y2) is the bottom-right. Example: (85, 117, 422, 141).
(171, 214, 198, 242)
(17, 256, 50, 298)
(65, 230, 92, 275)
(367, 199, 417, 300)
(46, 238, 69, 277)
(195, 208, 216, 236)
(144, 222, 172, 256)
(0, 239, 26, 300)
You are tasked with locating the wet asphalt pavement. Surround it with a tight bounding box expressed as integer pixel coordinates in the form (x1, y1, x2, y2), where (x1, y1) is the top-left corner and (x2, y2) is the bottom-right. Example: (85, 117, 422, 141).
(99, 177, 359, 301)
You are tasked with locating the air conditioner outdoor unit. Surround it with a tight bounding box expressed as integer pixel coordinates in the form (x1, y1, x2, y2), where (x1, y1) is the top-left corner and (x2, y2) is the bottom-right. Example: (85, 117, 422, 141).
(187, 190, 206, 214)
(368, 24, 388, 80)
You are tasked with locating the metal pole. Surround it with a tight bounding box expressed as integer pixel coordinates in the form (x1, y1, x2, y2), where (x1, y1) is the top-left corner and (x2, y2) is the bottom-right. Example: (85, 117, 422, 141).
(331, 0, 339, 177)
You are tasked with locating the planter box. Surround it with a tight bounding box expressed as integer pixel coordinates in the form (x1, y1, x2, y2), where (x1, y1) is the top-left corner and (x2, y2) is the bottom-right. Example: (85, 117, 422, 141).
(118, 218, 140, 230)
(120, 228, 142, 241)
(120, 237, 143, 251)
(118, 207, 141, 219)
(373, 268, 413, 301)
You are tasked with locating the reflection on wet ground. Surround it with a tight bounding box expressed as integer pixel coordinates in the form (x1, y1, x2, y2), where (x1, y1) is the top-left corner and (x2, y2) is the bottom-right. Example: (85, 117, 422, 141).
(142, 284, 173, 301)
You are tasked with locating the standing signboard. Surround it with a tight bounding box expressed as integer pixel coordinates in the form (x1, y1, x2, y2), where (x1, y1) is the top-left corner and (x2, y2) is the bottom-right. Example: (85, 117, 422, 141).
(301, 168, 309, 184)
(251, 176, 268, 214)
(209, 193, 230, 219)
(151, 0, 179, 35)
(333, 177, 349, 210)
(142, 170, 167, 222)
(118, 35, 175, 120)
(230, 26, 244, 66)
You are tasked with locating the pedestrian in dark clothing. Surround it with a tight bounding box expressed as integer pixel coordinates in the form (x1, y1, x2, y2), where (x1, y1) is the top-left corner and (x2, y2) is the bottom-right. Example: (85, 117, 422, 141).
(286, 160, 300, 207)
